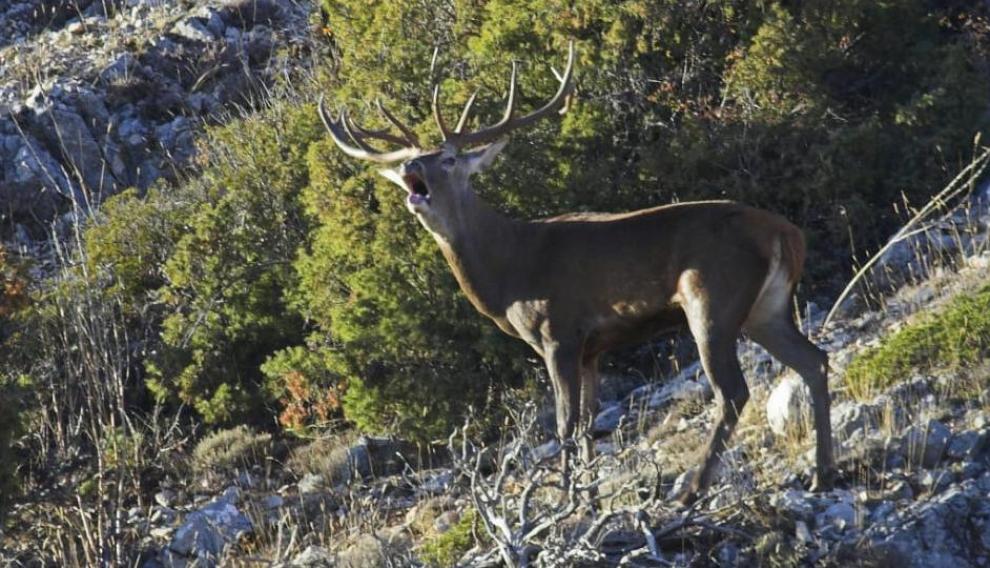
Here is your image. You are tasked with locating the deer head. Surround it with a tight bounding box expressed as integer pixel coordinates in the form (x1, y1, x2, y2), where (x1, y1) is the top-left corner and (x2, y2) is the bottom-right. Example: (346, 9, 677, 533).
(317, 42, 575, 239)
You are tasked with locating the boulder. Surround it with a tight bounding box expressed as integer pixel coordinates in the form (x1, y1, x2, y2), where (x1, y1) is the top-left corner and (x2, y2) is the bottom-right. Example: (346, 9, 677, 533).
(904, 420, 951, 468)
(172, 18, 216, 43)
(166, 497, 252, 564)
(592, 403, 626, 435)
(289, 545, 334, 567)
(766, 375, 812, 436)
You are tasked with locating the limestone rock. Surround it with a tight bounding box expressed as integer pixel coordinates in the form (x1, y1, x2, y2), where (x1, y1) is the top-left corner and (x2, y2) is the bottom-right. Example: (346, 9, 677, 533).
(766, 375, 812, 436)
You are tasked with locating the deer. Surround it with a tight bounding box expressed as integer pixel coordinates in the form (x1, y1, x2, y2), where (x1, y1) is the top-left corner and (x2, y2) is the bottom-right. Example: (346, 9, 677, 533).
(317, 42, 836, 504)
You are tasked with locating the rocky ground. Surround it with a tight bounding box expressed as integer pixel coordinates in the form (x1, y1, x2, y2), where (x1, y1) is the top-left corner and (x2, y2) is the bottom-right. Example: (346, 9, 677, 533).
(0, 0, 311, 233)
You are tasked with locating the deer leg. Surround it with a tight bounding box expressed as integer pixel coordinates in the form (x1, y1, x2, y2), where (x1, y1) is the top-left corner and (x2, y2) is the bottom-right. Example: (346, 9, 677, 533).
(746, 316, 836, 492)
(681, 332, 749, 505)
(578, 353, 602, 463)
(544, 342, 583, 472)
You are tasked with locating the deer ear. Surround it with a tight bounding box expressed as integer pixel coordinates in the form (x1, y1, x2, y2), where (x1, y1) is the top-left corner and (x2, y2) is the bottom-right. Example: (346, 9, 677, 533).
(378, 168, 406, 189)
(464, 139, 508, 174)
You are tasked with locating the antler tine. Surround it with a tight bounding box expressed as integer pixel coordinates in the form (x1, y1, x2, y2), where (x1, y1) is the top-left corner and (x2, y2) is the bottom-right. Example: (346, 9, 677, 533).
(432, 82, 453, 141)
(444, 40, 576, 149)
(340, 110, 383, 153)
(455, 89, 479, 134)
(375, 99, 421, 147)
(500, 61, 518, 125)
(344, 109, 414, 149)
(317, 96, 421, 164)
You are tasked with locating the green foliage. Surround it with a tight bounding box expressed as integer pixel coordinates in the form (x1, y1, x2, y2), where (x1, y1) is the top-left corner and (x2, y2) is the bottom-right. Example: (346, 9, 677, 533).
(260, 344, 341, 433)
(0, 375, 26, 518)
(0, 248, 29, 517)
(84, 187, 191, 307)
(145, 102, 323, 425)
(418, 508, 482, 567)
(845, 285, 990, 401)
(28, 0, 988, 441)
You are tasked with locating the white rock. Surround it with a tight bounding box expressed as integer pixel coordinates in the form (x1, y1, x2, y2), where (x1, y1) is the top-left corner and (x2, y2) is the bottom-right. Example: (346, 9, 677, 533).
(669, 468, 696, 500)
(531, 440, 560, 463)
(172, 18, 215, 43)
(290, 545, 334, 567)
(592, 403, 626, 434)
(297, 473, 325, 494)
(766, 375, 812, 436)
(155, 489, 177, 508)
(817, 501, 856, 531)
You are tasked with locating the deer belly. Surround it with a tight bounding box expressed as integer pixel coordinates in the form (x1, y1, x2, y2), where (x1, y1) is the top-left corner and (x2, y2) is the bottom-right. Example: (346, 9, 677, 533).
(587, 307, 687, 353)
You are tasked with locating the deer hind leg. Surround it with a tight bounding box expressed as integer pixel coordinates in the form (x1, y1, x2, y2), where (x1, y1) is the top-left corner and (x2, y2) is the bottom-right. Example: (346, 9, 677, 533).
(544, 342, 583, 471)
(745, 312, 836, 492)
(679, 287, 751, 505)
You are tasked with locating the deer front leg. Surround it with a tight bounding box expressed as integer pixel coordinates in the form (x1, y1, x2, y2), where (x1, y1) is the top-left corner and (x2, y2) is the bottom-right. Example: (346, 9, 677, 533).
(544, 342, 583, 473)
(579, 353, 602, 463)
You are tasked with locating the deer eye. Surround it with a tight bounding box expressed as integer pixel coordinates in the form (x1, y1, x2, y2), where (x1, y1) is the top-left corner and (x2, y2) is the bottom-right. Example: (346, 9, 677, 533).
(441, 156, 457, 169)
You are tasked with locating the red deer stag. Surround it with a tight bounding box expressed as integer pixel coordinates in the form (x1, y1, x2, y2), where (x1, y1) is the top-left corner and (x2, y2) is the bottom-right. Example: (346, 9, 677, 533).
(317, 43, 835, 503)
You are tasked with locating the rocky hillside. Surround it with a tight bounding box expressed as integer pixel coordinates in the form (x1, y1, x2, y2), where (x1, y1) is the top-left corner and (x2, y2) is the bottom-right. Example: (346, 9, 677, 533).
(0, 0, 309, 228)
(3, 2, 990, 567)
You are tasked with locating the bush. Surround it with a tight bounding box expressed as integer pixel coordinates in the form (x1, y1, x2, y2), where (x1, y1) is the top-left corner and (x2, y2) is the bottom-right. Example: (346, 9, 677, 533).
(0, 246, 29, 517)
(286, 430, 362, 484)
(192, 425, 273, 473)
(260, 345, 342, 433)
(144, 101, 322, 425)
(845, 285, 990, 400)
(0, 375, 26, 518)
(418, 508, 482, 567)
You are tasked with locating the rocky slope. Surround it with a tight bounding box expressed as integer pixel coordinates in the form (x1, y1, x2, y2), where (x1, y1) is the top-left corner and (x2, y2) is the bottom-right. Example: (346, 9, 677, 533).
(0, 0, 310, 230)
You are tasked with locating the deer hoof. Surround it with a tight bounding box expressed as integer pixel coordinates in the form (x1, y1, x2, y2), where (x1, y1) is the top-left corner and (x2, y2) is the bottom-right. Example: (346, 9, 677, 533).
(676, 490, 699, 508)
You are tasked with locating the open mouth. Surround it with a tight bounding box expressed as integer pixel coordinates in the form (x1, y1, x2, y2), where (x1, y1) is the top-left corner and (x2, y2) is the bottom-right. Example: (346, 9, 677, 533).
(403, 173, 430, 205)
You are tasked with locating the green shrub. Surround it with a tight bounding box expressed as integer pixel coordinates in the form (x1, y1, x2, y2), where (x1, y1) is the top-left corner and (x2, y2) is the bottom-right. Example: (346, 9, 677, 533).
(297, 142, 532, 441)
(0, 247, 29, 517)
(144, 102, 322, 425)
(0, 375, 26, 518)
(418, 508, 482, 567)
(261, 344, 342, 433)
(845, 285, 990, 400)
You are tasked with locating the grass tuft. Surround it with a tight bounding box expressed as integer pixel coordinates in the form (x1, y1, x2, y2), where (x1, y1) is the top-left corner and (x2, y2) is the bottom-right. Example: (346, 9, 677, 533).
(845, 284, 990, 401)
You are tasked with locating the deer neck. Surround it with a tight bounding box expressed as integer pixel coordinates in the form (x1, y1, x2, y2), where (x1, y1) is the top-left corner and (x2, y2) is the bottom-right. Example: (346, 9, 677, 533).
(429, 189, 528, 317)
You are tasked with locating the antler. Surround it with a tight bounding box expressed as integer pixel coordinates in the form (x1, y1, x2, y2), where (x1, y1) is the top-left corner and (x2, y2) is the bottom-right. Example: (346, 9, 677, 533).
(433, 41, 576, 149)
(319, 41, 576, 159)
(317, 96, 422, 163)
